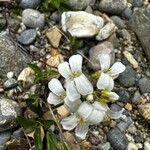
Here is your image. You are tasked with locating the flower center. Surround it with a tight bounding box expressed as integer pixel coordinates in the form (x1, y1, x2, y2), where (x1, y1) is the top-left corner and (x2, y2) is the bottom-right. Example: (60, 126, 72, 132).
(103, 68, 111, 74)
(69, 71, 81, 79)
(76, 114, 87, 125)
(58, 92, 66, 101)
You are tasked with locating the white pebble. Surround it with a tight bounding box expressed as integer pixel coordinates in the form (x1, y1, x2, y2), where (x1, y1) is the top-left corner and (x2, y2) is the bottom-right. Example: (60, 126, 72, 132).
(128, 142, 138, 150)
(144, 141, 150, 150)
(7, 71, 14, 79)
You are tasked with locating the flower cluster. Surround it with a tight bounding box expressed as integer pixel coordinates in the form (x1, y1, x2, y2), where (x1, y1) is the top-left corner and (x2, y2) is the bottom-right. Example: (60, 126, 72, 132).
(47, 54, 126, 139)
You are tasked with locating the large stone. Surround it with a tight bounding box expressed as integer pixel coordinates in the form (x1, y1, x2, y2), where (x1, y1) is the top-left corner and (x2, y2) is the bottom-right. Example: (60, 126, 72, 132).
(129, 6, 150, 61)
(61, 11, 104, 38)
(99, 0, 127, 15)
(0, 97, 21, 132)
(0, 32, 31, 81)
(89, 41, 114, 70)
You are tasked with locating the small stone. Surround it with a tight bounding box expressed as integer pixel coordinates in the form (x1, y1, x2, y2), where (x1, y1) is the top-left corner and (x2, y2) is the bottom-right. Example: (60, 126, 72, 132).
(111, 16, 125, 29)
(85, 6, 93, 14)
(22, 9, 45, 29)
(132, 0, 143, 7)
(46, 27, 62, 48)
(99, 0, 127, 14)
(17, 29, 37, 45)
(61, 11, 104, 38)
(123, 51, 138, 69)
(97, 142, 111, 150)
(138, 78, 150, 94)
(118, 66, 136, 88)
(134, 132, 144, 143)
(131, 91, 141, 104)
(110, 103, 123, 111)
(81, 141, 91, 150)
(107, 128, 128, 150)
(0, 97, 21, 132)
(122, 7, 133, 19)
(20, 0, 41, 9)
(89, 41, 114, 70)
(96, 22, 117, 41)
(4, 78, 18, 89)
(138, 103, 150, 120)
(12, 128, 24, 139)
(57, 105, 70, 118)
(128, 142, 138, 150)
(144, 141, 150, 150)
(50, 11, 61, 22)
(7, 72, 14, 79)
(125, 103, 133, 111)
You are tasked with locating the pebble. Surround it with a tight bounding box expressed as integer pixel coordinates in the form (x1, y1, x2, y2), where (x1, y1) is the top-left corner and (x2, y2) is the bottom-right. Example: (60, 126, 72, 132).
(7, 72, 14, 79)
(127, 142, 138, 150)
(11, 128, 24, 139)
(17, 29, 37, 45)
(132, 0, 143, 7)
(4, 78, 18, 89)
(138, 103, 150, 120)
(144, 141, 150, 150)
(118, 65, 136, 88)
(99, 0, 127, 14)
(22, 9, 45, 29)
(134, 132, 144, 143)
(50, 11, 61, 23)
(96, 22, 117, 41)
(138, 78, 150, 94)
(110, 103, 123, 111)
(122, 7, 133, 19)
(20, 0, 41, 9)
(117, 117, 133, 132)
(111, 16, 126, 29)
(89, 41, 114, 70)
(61, 11, 104, 38)
(107, 128, 128, 150)
(97, 142, 111, 150)
(125, 103, 133, 111)
(0, 97, 21, 132)
(85, 6, 93, 14)
(131, 91, 141, 104)
(46, 26, 62, 48)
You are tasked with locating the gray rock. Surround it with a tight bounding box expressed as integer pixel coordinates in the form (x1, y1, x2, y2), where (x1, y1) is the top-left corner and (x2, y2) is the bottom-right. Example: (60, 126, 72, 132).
(17, 29, 37, 45)
(115, 89, 130, 103)
(51, 11, 61, 22)
(131, 91, 141, 104)
(0, 32, 31, 81)
(129, 6, 150, 61)
(110, 103, 123, 111)
(0, 131, 11, 150)
(111, 16, 126, 29)
(0, 97, 21, 132)
(107, 128, 128, 150)
(97, 142, 111, 150)
(117, 117, 133, 132)
(132, 0, 143, 7)
(4, 78, 18, 89)
(118, 66, 136, 87)
(89, 41, 115, 70)
(20, 0, 41, 9)
(122, 7, 133, 19)
(12, 128, 24, 139)
(22, 9, 45, 29)
(134, 132, 144, 143)
(138, 77, 150, 94)
(68, 0, 93, 10)
(99, 0, 127, 14)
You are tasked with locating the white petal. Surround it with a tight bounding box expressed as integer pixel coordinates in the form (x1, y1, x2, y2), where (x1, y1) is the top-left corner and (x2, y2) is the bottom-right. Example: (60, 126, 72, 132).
(99, 54, 111, 71)
(96, 72, 114, 90)
(58, 62, 71, 78)
(109, 62, 126, 78)
(93, 101, 108, 112)
(47, 92, 62, 105)
(64, 98, 82, 113)
(69, 54, 83, 73)
(77, 102, 93, 119)
(74, 74, 93, 96)
(75, 124, 89, 139)
(61, 114, 78, 130)
(48, 78, 65, 96)
(108, 108, 124, 119)
(109, 92, 119, 101)
(66, 81, 80, 101)
(88, 109, 105, 124)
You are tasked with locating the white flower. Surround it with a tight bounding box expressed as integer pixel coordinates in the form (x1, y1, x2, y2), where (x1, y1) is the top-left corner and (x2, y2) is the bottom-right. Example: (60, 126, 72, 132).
(97, 54, 125, 90)
(61, 102, 104, 139)
(47, 78, 81, 112)
(58, 54, 93, 96)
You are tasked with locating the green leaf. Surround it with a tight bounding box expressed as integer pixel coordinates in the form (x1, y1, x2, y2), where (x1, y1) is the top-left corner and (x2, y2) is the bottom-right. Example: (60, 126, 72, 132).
(28, 63, 41, 74)
(46, 130, 58, 150)
(63, 143, 68, 150)
(34, 128, 43, 150)
(42, 120, 56, 130)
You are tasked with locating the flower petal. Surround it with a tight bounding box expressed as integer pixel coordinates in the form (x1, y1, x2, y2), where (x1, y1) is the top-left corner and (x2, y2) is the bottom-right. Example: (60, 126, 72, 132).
(96, 72, 114, 90)
(77, 102, 93, 119)
(47, 92, 62, 105)
(74, 74, 93, 96)
(69, 54, 83, 73)
(108, 108, 124, 119)
(93, 101, 108, 112)
(48, 78, 65, 96)
(66, 81, 80, 101)
(61, 114, 78, 130)
(64, 98, 82, 113)
(109, 62, 126, 78)
(75, 124, 89, 139)
(109, 92, 119, 101)
(58, 62, 71, 78)
(99, 54, 111, 71)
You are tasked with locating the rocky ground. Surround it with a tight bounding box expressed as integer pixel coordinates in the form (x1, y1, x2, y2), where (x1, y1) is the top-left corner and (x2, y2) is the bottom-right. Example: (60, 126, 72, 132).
(0, 0, 150, 150)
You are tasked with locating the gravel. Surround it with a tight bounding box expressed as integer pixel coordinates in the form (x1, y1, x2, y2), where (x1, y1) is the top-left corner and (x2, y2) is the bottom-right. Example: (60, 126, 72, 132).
(138, 77, 150, 94)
